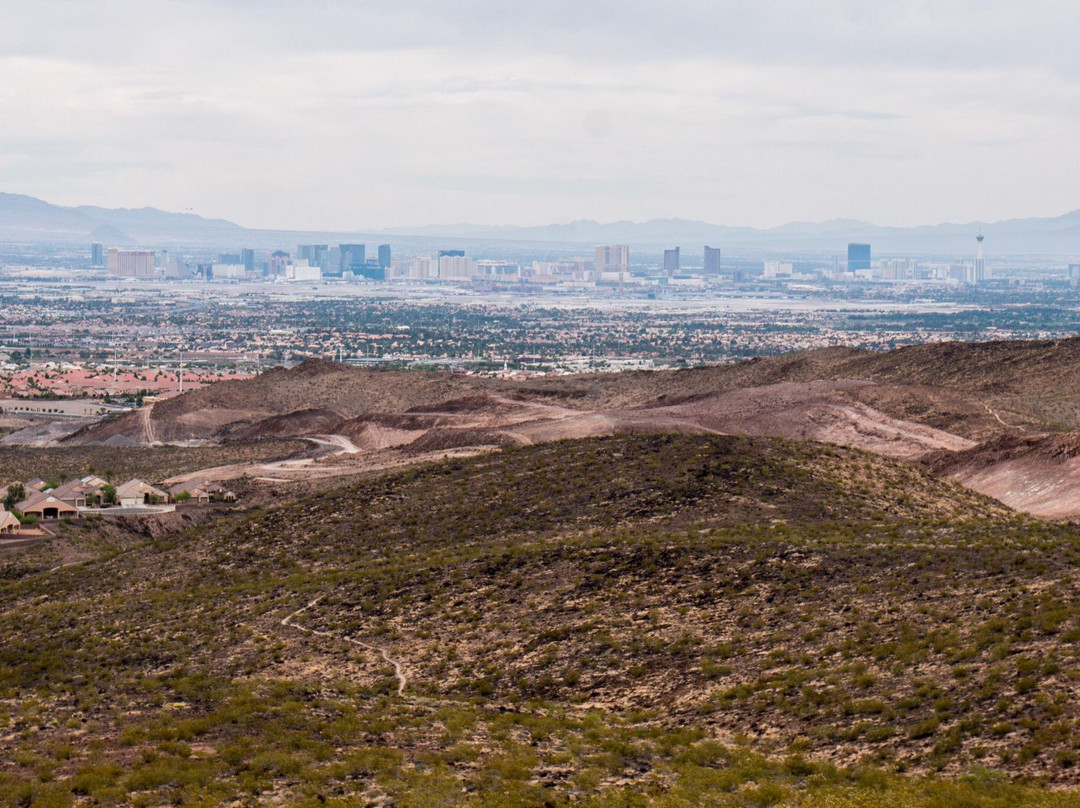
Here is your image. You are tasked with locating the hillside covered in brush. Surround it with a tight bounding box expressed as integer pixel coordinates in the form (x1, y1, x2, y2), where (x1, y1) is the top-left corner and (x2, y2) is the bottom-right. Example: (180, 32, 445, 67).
(5, 433, 1080, 806)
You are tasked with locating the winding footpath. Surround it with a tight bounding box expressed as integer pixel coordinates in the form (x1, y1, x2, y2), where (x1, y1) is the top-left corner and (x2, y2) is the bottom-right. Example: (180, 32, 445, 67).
(981, 401, 1028, 432)
(48, 559, 87, 574)
(281, 595, 408, 697)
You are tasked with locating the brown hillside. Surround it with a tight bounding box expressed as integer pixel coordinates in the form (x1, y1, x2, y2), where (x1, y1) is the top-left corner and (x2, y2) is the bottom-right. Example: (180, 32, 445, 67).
(11, 434, 1076, 807)
(56, 339, 1080, 519)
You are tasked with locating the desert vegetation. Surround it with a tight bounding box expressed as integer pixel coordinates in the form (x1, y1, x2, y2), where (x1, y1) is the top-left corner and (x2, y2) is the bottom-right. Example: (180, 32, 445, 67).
(3, 434, 1080, 804)
(0, 441, 306, 488)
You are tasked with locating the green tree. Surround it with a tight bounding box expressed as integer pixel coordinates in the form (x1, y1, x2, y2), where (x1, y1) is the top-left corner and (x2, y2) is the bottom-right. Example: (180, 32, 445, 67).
(100, 484, 117, 506)
(4, 482, 25, 511)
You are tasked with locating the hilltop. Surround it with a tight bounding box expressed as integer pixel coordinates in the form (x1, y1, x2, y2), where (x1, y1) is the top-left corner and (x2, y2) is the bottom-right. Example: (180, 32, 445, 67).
(10, 433, 1079, 806)
(60, 337, 1080, 518)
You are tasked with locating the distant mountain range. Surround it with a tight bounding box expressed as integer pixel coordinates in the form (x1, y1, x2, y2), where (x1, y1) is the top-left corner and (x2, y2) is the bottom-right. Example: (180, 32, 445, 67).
(2, 191, 1080, 255)
(381, 213, 1080, 255)
(0, 193, 248, 245)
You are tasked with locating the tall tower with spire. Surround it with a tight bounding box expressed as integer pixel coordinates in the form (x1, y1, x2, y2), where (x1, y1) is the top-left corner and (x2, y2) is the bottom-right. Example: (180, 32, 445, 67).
(974, 231, 986, 283)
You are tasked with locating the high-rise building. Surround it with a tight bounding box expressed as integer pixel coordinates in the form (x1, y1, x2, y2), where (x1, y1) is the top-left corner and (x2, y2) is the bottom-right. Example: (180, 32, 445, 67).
(91, 242, 104, 267)
(340, 244, 365, 271)
(663, 247, 680, 276)
(763, 260, 793, 279)
(107, 248, 156, 278)
(219, 253, 241, 265)
(974, 232, 986, 282)
(378, 244, 391, 269)
(409, 256, 438, 279)
(595, 245, 629, 273)
(1069, 264, 1080, 288)
(268, 250, 291, 277)
(847, 243, 871, 273)
(703, 246, 722, 275)
(211, 263, 246, 280)
(438, 254, 475, 280)
(241, 248, 256, 272)
(437, 251, 470, 279)
(475, 260, 519, 280)
(949, 263, 969, 283)
(298, 244, 330, 271)
(881, 258, 918, 280)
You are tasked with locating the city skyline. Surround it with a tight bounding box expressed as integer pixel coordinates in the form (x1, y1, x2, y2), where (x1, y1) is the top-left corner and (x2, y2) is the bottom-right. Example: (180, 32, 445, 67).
(2, 2, 1080, 231)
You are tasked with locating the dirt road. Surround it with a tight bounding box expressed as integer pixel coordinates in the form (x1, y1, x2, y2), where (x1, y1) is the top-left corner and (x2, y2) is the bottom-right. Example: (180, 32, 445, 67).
(140, 403, 157, 445)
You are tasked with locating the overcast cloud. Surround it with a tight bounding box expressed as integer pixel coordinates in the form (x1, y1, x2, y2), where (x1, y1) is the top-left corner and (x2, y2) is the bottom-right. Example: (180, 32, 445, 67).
(1, 1, 1079, 230)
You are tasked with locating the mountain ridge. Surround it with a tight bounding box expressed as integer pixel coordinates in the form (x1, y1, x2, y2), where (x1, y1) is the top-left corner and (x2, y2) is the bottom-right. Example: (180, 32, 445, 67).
(4, 191, 1080, 252)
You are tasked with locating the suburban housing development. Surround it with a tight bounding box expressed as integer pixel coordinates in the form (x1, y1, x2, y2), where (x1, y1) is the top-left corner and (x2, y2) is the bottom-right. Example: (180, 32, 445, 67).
(4, 474, 235, 524)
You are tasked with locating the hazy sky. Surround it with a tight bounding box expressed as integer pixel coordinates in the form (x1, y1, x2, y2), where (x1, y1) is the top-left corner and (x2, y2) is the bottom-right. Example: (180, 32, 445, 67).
(2, 1, 1079, 230)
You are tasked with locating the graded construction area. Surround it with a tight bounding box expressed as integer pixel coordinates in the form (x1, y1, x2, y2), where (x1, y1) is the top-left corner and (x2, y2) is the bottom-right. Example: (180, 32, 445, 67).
(51, 337, 1080, 519)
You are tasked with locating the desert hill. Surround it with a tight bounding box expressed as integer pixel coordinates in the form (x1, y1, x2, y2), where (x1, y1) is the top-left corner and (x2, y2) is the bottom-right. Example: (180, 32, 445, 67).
(10, 433, 1077, 805)
(73, 337, 1080, 449)
(57, 337, 1080, 518)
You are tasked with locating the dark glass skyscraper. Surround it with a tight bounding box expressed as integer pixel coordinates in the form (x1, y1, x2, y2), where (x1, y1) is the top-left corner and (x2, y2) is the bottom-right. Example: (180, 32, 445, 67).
(339, 243, 365, 271)
(847, 243, 871, 272)
(378, 244, 391, 269)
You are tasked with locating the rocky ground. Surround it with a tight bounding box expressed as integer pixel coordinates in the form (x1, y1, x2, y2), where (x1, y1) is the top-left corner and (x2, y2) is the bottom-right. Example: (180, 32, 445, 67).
(3, 434, 1080, 806)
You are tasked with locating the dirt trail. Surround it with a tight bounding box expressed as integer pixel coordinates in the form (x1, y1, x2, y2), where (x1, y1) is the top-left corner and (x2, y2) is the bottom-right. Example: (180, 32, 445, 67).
(48, 559, 87, 574)
(281, 595, 408, 696)
(141, 403, 157, 444)
(981, 401, 1027, 432)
